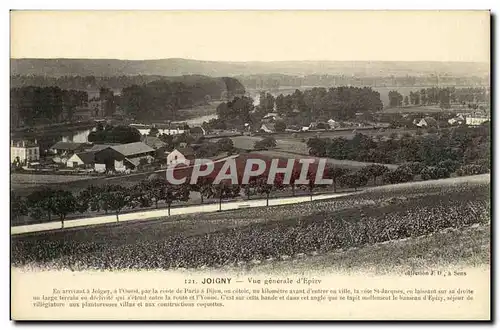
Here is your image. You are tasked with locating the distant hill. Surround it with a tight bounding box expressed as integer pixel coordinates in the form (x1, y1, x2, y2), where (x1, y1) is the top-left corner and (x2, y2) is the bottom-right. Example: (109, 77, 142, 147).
(10, 58, 490, 78)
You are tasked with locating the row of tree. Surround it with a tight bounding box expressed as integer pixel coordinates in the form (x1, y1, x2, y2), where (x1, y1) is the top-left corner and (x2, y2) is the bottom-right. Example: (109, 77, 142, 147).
(11, 163, 425, 228)
(10, 86, 88, 127)
(274, 87, 383, 120)
(388, 87, 490, 109)
(120, 77, 245, 121)
(306, 125, 490, 169)
(236, 74, 489, 90)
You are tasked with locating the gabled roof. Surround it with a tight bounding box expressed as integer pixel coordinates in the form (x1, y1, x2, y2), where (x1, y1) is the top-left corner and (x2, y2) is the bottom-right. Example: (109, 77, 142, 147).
(141, 136, 167, 149)
(110, 142, 155, 157)
(88, 144, 113, 152)
(176, 147, 195, 157)
(73, 151, 96, 164)
(50, 141, 85, 151)
(423, 117, 438, 126)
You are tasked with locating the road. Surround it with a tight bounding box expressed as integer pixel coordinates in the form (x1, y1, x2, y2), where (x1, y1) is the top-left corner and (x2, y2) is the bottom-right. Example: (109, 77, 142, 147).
(11, 192, 354, 236)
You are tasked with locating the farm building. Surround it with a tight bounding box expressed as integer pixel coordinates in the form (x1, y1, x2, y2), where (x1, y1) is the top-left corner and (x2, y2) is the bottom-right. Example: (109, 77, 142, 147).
(94, 142, 155, 173)
(66, 151, 96, 168)
(49, 141, 87, 156)
(166, 147, 195, 167)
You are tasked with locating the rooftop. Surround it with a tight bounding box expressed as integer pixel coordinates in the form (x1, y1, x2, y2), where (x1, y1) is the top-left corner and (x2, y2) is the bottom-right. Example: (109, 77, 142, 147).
(110, 142, 155, 156)
(50, 141, 85, 151)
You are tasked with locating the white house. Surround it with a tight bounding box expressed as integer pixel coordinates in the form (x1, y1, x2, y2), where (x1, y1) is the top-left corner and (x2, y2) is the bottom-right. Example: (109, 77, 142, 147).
(466, 115, 490, 126)
(166, 147, 195, 167)
(415, 117, 438, 128)
(11, 140, 39, 164)
(260, 123, 275, 133)
(327, 119, 340, 129)
(66, 151, 95, 168)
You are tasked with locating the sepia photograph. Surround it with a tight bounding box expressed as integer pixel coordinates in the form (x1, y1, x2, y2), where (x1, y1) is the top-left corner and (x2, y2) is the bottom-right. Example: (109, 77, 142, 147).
(9, 9, 491, 321)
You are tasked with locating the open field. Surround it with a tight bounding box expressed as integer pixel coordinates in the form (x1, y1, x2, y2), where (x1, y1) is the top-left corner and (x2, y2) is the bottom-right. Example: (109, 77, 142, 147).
(255, 150, 398, 169)
(11, 174, 490, 272)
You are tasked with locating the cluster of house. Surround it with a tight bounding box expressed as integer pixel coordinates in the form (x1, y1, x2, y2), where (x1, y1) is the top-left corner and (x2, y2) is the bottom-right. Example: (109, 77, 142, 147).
(54, 137, 195, 173)
(414, 113, 490, 128)
(11, 136, 196, 173)
(259, 113, 346, 133)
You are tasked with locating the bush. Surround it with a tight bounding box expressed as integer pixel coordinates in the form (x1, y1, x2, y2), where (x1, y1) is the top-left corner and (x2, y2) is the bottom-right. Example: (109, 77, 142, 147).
(456, 164, 489, 176)
(382, 166, 414, 184)
(254, 137, 277, 150)
(421, 166, 451, 180)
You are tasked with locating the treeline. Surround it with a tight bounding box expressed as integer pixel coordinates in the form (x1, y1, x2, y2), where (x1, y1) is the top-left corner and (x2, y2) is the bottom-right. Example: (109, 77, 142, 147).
(120, 77, 245, 121)
(10, 87, 88, 127)
(388, 87, 490, 108)
(12, 161, 448, 227)
(307, 125, 490, 170)
(10, 75, 246, 94)
(274, 87, 383, 120)
(236, 74, 489, 90)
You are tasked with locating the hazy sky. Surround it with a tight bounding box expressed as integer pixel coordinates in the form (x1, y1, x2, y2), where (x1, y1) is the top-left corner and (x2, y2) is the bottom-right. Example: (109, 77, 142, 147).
(10, 10, 490, 62)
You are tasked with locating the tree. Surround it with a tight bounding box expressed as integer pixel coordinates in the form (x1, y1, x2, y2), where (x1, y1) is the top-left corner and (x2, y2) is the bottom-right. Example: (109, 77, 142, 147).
(190, 177, 213, 204)
(101, 185, 133, 222)
(51, 190, 77, 229)
(307, 137, 330, 157)
(360, 164, 390, 186)
(274, 120, 287, 132)
(88, 125, 141, 144)
(11, 191, 27, 224)
(216, 137, 235, 153)
(404, 95, 409, 106)
(27, 188, 56, 223)
(388, 91, 403, 107)
(326, 166, 350, 193)
(164, 183, 190, 216)
(339, 172, 368, 191)
(149, 126, 160, 137)
(77, 185, 104, 213)
(140, 178, 167, 209)
(213, 181, 240, 211)
(382, 166, 414, 184)
(255, 174, 283, 206)
(254, 137, 277, 150)
(302, 169, 317, 201)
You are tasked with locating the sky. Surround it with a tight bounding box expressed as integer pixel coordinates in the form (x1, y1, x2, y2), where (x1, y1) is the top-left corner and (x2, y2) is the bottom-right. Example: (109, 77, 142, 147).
(10, 10, 490, 63)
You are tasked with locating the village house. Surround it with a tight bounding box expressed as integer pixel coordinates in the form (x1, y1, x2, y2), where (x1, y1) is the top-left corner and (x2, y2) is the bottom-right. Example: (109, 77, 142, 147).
(94, 142, 155, 173)
(328, 119, 340, 129)
(414, 117, 439, 128)
(465, 114, 490, 126)
(11, 140, 39, 165)
(262, 112, 280, 121)
(166, 147, 195, 167)
(49, 141, 87, 156)
(448, 114, 465, 126)
(260, 123, 276, 133)
(66, 151, 96, 169)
